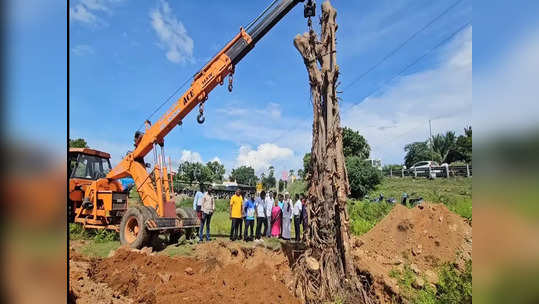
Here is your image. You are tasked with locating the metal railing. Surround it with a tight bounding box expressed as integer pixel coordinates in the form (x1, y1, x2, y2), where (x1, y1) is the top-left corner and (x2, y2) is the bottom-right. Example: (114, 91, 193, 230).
(382, 165, 472, 178)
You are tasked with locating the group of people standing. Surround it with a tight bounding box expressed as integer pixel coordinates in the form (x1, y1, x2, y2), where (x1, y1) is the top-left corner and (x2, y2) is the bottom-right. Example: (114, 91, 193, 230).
(229, 189, 308, 242)
(192, 186, 309, 243)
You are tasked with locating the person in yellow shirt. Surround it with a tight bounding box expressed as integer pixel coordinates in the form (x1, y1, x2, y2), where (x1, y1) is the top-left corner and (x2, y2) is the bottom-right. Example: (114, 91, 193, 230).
(229, 189, 243, 241)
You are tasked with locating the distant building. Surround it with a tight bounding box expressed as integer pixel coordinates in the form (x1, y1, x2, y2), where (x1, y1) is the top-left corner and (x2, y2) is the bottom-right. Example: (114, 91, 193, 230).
(366, 158, 382, 170)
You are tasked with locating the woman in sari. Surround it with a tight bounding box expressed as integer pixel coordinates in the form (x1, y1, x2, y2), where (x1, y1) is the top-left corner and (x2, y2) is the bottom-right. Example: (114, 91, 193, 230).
(270, 200, 282, 237)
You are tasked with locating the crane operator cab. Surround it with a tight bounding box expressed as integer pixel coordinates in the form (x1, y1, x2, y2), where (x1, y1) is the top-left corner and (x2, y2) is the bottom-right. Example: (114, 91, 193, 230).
(69, 148, 112, 181)
(69, 148, 127, 225)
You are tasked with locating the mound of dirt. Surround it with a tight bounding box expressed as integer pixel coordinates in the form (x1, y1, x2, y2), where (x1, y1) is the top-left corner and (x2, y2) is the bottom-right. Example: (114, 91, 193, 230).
(69, 248, 132, 304)
(352, 202, 472, 302)
(89, 243, 300, 304)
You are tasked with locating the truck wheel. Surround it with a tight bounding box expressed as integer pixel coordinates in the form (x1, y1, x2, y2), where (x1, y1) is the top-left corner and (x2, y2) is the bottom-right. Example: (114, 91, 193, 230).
(119, 207, 149, 249)
(169, 231, 181, 244)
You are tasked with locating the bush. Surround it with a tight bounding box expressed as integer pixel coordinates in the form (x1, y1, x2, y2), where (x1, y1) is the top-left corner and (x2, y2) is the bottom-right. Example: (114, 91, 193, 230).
(346, 156, 383, 199)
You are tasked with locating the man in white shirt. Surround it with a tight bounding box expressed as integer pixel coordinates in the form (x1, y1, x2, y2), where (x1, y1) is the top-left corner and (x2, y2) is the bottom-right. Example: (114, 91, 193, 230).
(292, 193, 303, 242)
(199, 187, 215, 242)
(265, 191, 275, 237)
(255, 191, 268, 240)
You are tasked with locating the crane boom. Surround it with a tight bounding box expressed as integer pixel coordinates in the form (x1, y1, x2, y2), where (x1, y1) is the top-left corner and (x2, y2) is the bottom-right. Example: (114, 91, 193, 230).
(108, 0, 307, 180)
(79, 1, 316, 245)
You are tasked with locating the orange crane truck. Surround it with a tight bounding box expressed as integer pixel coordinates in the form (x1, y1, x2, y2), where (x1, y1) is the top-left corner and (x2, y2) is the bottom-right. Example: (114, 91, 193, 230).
(70, 0, 316, 248)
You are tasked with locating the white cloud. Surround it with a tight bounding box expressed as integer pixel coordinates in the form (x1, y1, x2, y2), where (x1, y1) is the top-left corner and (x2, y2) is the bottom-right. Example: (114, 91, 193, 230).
(180, 149, 202, 163)
(81, 0, 109, 12)
(150, 0, 194, 64)
(71, 44, 94, 56)
(235, 143, 294, 174)
(207, 101, 311, 152)
(69, 0, 122, 26)
(341, 26, 472, 165)
(70, 4, 97, 24)
(211, 156, 221, 163)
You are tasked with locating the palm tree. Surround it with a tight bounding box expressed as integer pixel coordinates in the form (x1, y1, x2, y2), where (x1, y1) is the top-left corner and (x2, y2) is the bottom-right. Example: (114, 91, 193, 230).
(431, 131, 456, 163)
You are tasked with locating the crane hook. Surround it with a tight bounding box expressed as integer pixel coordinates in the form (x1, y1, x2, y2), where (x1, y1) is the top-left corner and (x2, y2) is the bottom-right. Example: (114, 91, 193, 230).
(197, 113, 205, 124)
(197, 101, 206, 124)
(228, 74, 234, 92)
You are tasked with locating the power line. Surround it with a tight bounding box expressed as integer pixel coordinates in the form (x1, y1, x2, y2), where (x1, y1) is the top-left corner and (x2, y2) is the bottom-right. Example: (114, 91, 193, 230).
(136, 75, 193, 132)
(349, 21, 470, 103)
(343, 0, 464, 90)
(265, 21, 471, 145)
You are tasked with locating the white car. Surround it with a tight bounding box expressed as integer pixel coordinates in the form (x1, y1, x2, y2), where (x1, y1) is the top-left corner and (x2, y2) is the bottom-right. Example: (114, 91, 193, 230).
(408, 161, 440, 173)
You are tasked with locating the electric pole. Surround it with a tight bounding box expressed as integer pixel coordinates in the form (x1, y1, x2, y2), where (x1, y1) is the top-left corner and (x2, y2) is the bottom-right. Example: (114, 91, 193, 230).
(429, 119, 433, 160)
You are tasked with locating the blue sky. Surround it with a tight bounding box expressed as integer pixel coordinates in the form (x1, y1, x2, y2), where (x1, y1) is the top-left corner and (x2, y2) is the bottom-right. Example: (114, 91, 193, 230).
(65, 0, 472, 177)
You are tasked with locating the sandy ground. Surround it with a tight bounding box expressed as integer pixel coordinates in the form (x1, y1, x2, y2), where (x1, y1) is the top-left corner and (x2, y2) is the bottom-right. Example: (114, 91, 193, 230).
(69, 202, 472, 304)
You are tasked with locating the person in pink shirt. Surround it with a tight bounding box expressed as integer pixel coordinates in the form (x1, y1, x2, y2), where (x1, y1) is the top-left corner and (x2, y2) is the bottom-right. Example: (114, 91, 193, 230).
(270, 199, 282, 237)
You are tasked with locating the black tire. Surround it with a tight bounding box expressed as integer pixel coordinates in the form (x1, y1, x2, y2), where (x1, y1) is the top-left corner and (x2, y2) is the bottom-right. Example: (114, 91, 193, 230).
(169, 231, 181, 244)
(185, 228, 194, 239)
(119, 207, 150, 249)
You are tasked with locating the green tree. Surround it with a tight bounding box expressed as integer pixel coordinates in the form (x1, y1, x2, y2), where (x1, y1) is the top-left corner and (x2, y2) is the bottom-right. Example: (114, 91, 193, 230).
(303, 153, 312, 177)
(297, 169, 305, 179)
(404, 141, 441, 168)
(230, 166, 258, 186)
(177, 161, 212, 185)
(345, 156, 382, 199)
(431, 131, 457, 163)
(453, 126, 472, 163)
(289, 169, 295, 177)
(262, 167, 276, 190)
(69, 138, 88, 148)
(206, 160, 225, 182)
(342, 127, 370, 159)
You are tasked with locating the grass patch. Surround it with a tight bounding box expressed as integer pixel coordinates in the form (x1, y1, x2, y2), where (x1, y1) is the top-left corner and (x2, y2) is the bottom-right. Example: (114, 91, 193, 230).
(209, 211, 232, 236)
(160, 244, 195, 257)
(80, 240, 121, 258)
(389, 261, 472, 304)
(69, 223, 119, 242)
(348, 200, 393, 236)
(368, 177, 472, 220)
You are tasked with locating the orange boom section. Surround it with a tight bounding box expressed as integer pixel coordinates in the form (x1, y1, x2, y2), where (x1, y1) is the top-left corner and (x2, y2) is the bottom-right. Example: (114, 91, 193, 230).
(106, 29, 252, 217)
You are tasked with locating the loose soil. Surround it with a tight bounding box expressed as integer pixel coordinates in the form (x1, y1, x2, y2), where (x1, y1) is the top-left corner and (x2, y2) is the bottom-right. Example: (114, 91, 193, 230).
(69, 248, 132, 304)
(69, 202, 472, 304)
(352, 202, 472, 303)
(82, 241, 299, 304)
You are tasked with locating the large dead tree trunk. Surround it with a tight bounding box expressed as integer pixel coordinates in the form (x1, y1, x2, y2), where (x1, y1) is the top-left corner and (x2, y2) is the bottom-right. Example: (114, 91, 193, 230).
(292, 2, 374, 303)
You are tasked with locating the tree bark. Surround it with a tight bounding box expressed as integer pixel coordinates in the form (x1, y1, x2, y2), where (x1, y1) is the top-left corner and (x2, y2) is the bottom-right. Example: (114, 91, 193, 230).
(292, 2, 374, 303)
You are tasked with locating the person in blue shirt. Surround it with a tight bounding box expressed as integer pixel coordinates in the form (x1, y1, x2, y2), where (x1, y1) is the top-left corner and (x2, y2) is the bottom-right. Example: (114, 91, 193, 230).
(193, 185, 204, 221)
(243, 193, 256, 241)
(119, 177, 135, 195)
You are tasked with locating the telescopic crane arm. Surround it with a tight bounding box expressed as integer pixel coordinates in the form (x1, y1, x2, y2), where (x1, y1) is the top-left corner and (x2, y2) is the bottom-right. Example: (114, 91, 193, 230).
(103, 0, 315, 217)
